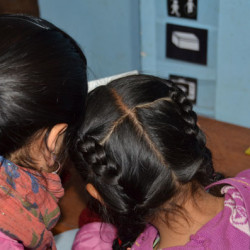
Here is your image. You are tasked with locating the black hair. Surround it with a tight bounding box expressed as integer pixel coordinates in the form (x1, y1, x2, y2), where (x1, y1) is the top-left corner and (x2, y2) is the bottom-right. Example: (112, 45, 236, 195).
(72, 75, 223, 249)
(0, 14, 87, 167)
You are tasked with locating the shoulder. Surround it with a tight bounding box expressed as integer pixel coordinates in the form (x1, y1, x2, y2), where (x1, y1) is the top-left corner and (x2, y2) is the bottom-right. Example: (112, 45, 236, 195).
(209, 170, 250, 214)
(223, 169, 250, 192)
(0, 231, 24, 249)
(236, 169, 250, 179)
(132, 224, 158, 250)
(207, 169, 250, 191)
(72, 222, 117, 250)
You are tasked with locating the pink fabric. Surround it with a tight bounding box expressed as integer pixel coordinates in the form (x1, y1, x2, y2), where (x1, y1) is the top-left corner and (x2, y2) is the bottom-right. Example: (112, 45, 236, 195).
(72, 222, 117, 250)
(73, 169, 250, 249)
(132, 169, 250, 249)
(0, 231, 23, 249)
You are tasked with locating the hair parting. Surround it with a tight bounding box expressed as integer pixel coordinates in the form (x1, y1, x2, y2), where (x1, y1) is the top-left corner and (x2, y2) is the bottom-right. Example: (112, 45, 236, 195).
(72, 74, 224, 249)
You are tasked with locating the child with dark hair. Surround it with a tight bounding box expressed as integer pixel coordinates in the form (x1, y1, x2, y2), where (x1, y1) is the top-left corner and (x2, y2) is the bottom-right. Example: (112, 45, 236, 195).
(72, 75, 250, 249)
(0, 14, 87, 249)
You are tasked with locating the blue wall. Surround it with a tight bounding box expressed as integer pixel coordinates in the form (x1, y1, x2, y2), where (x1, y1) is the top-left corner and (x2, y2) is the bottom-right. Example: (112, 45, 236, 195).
(39, 0, 140, 80)
(216, 1, 250, 127)
(140, 0, 219, 117)
(39, 0, 250, 127)
(140, 0, 250, 127)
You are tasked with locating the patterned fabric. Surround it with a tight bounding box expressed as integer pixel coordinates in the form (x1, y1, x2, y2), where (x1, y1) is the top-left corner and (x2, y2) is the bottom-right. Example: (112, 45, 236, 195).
(73, 169, 250, 249)
(0, 156, 64, 249)
(131, 169, 250, 249)
(222, 185, 250, 236)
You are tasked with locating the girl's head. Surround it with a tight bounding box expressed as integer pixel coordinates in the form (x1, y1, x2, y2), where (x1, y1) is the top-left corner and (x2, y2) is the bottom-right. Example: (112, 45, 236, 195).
(0, 14, 87, 170)
(73, 75, 220, 247)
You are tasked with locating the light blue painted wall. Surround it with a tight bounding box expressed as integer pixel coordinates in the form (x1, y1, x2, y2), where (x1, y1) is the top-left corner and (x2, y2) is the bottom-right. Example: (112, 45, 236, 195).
(140, 0, 219, 118)
(140, 0, 250, 127)
(38, 0, 140, 80)
(216, 1, 250, 127)
(38, 0, 250, 127)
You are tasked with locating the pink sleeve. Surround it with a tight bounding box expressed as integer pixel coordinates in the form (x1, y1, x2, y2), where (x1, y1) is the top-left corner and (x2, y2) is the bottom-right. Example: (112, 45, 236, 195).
(0, 231, 24, 250)
(72, 222, 117, 250)
(236, 169, 250, 179)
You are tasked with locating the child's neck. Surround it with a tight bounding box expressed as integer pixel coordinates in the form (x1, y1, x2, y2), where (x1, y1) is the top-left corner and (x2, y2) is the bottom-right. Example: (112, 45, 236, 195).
(153, 188, 224, 249)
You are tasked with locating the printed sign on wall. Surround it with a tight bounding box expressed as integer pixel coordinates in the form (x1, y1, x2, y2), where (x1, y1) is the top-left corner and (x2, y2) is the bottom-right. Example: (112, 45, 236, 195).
(169, 74, 197, 104)
(166, 23, 207, 65)
(168, 0, 197, 20)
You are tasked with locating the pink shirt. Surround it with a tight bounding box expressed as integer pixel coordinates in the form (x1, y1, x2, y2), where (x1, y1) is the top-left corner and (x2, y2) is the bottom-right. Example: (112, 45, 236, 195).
(0, 231, 23, 249)
(73, 169, 250, 249)
(132, 169, 250, 249)
(73, 222, 117, 250)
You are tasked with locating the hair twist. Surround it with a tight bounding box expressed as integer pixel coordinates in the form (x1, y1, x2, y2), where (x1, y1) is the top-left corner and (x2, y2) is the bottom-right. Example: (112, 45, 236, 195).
(72, 75, 225, 250)
(168, 84, 199, 137)
(75, 136, 121, 185)
(74, 135, 148, 248)
(161, 80, 222, 186)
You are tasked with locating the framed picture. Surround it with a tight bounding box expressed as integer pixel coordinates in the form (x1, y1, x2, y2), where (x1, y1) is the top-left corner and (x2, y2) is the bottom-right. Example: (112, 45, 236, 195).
(166, 23, 207, 65)
(170, 74, 197, 104)
(167, 0, 198, 20)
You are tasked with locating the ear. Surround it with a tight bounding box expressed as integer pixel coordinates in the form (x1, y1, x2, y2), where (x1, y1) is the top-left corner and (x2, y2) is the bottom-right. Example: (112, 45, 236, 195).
(86, 183, 103, 203)
(46, 123, 68, 153)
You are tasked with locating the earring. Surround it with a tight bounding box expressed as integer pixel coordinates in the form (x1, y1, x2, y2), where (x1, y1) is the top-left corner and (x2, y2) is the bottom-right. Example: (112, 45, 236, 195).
(52, 161, 62, 174)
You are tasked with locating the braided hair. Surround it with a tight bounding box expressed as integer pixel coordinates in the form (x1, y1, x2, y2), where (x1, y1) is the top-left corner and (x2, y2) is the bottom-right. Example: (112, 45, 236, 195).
(72, 75, 223, 249)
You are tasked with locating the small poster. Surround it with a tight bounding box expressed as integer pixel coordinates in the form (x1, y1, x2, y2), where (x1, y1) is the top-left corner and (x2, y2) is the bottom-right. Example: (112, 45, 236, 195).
(167, 0, 197, 20)
(166, 23, 207, 65)
(169, 74, 197, 104)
